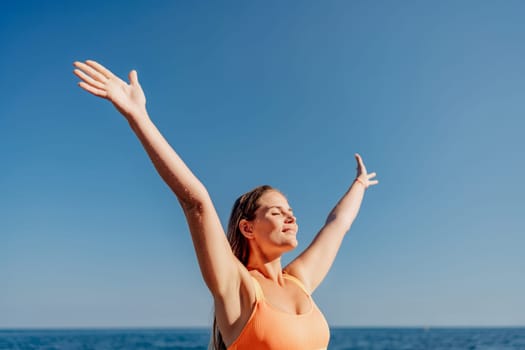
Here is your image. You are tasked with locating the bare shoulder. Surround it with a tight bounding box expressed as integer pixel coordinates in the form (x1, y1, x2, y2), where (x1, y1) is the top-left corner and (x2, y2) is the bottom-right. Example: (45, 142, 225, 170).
(214, 262, 256, 301)
(213, 263, 257, 347)
(283, 264, 312, 292)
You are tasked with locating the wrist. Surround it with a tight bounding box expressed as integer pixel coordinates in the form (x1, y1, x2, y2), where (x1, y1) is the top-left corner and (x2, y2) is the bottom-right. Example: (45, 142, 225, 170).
(126, 107, 150, 124)
(354, 177, 368, 189)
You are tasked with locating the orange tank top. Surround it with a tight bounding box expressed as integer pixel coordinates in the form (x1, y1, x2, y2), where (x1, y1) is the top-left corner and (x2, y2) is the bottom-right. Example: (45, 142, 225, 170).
(227, 273, 330, 350)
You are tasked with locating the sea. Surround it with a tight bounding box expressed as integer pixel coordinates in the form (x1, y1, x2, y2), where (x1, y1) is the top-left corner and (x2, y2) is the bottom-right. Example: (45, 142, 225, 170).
(1, 327, 524, 350)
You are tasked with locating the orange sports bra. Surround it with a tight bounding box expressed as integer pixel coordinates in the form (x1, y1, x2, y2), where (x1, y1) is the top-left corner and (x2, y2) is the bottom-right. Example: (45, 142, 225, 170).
(227, 273, 330, 350)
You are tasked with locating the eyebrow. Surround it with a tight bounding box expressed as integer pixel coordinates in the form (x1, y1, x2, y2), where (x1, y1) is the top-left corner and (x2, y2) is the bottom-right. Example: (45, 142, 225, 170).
(268, 205, 293, 212)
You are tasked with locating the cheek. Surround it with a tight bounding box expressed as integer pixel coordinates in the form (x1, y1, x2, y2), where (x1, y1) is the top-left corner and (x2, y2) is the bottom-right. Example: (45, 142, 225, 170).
(255, 217, 282, 235)
(265, 220, 282, 234)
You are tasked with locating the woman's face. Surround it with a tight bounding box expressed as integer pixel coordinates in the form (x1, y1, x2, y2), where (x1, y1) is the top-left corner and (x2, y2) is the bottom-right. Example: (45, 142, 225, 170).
(250, 190, 298, 253)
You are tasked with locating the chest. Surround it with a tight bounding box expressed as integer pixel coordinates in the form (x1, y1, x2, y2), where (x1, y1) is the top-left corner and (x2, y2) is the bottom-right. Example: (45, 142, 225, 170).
(256, 278, 312, 314)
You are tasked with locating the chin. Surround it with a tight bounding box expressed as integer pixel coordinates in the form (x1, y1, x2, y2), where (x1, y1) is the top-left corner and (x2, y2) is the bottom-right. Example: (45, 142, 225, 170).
(283, 238, 298, 251)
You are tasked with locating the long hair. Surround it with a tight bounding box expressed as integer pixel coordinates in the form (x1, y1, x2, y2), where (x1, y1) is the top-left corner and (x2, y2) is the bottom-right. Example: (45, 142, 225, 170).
(212, 185, 276, 350)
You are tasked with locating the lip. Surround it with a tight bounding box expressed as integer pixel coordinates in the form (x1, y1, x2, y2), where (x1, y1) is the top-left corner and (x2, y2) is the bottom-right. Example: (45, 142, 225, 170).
(282, 226, 297, 235)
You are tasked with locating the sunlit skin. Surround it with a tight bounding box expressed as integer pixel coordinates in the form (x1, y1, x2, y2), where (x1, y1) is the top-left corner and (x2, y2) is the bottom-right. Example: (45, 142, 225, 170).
(73, 60, 378, 347)
(243, 191, 298, 267)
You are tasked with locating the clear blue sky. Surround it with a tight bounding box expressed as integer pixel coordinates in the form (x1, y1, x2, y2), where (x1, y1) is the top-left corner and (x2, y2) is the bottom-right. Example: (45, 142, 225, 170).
(1, 0, 524, 328)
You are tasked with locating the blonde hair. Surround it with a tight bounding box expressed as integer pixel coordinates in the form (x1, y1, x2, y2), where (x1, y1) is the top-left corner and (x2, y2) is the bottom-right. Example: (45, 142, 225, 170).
(212, 185, 277, 350)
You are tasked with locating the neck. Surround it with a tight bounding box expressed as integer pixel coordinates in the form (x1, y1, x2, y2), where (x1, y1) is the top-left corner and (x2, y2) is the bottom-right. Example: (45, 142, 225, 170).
(246, 251, 284, 283)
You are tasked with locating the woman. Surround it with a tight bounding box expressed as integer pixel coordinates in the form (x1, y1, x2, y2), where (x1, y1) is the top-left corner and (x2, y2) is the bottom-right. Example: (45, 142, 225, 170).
(73, 60, 378, 350)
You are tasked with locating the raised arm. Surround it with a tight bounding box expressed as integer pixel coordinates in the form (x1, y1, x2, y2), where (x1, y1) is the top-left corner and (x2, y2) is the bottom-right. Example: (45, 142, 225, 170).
(285, 153, 378, 293)
(73, 60, 242, 297)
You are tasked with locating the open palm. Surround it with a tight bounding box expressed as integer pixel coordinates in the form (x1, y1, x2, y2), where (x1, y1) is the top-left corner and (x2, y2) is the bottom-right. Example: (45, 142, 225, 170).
(355, 153, 378, 189)
(73, 60, 146, 118)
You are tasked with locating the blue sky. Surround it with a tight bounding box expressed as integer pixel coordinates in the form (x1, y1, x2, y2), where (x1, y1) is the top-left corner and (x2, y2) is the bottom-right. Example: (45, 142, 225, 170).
(1, 1, 524, 328)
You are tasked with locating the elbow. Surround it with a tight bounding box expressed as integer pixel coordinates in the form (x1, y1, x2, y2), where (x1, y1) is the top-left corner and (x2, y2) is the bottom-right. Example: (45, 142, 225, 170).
(177, 186, 210, 213)
(179, 198, 204, 213)
(326, 214, 353, 233)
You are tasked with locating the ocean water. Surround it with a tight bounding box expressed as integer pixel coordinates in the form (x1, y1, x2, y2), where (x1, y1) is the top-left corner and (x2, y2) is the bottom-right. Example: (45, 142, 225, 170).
(1, 327, 524, 350)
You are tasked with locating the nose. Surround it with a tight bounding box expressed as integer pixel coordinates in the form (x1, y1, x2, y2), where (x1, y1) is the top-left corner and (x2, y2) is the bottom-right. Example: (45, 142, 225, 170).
(285, 213, 296, 224)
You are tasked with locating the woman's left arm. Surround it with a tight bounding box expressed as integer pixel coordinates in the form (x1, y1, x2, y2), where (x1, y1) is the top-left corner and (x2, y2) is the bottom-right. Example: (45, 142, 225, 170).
(285, 153, 378, 293)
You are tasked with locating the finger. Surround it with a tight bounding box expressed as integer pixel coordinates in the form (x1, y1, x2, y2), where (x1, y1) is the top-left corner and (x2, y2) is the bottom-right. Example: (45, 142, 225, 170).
(85, 60, 115, 79)
(78, 81, 107, 98)
(367, 172, 377, 179)
(368, 180, 379, 186)
(74, 61, 108, 83)
(73, 69, 106, 90)
(355, 153, 366, 171)
(129, 70, 140, 86)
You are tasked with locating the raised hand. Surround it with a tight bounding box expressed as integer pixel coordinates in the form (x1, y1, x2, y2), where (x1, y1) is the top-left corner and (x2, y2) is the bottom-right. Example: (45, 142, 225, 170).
(354, 153, 378, 189)
(73, 60, 146, 119)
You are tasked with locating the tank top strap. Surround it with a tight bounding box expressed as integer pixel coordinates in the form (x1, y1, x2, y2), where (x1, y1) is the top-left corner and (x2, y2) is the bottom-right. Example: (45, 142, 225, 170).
(282, 273, 310, 296)
(250, 276, 265, 301)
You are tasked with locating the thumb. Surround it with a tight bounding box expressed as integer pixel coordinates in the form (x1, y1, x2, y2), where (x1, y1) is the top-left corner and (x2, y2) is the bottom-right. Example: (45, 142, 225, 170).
(355, 153, 361, 166)
(129, 70, 140, 85)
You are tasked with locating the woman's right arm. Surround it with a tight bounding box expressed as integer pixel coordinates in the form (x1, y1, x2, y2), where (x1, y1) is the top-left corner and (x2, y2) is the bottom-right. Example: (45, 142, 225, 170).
(73, 60, 242, 297)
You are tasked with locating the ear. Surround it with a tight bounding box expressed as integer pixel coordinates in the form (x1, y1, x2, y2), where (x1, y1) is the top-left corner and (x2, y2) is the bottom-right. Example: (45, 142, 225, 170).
(239, 219, 255, 239)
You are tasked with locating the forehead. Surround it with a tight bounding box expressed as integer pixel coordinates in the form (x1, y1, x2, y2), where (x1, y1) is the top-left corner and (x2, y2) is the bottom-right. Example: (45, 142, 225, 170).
(257, 191, 291, 209)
